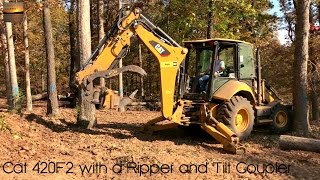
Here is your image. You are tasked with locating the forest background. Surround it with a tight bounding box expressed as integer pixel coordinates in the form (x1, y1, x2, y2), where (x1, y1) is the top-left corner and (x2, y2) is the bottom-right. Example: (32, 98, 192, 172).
(0, 0, 319, 121)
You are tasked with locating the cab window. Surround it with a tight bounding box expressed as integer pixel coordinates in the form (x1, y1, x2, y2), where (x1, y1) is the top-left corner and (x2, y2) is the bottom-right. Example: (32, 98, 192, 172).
(239, 44, 255, 79)
(197, 49, 213, 74)
(217, 44, 236, 78)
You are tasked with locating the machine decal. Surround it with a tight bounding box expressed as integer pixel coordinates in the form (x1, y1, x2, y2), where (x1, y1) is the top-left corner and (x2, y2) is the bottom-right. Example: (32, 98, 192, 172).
(161, 61, 178, 68)
(149, 41, 171, 57)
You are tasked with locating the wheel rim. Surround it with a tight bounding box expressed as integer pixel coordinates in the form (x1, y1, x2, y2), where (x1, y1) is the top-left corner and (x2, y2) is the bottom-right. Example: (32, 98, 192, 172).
(275, 111, 288, 128)
(235, 109, 249, 132)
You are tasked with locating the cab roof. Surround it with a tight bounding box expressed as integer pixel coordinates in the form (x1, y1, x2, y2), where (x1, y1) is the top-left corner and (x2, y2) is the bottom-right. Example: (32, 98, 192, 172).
(183, 38, 253, 46)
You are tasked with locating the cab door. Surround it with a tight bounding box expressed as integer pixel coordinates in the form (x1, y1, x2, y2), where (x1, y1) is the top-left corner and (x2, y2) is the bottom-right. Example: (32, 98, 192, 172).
(238, 43, 256, 79)
(208, 42, 237, 97)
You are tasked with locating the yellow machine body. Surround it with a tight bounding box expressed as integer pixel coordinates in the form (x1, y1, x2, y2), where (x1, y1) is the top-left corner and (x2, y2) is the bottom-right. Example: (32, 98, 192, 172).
(75, 6, 288, 154)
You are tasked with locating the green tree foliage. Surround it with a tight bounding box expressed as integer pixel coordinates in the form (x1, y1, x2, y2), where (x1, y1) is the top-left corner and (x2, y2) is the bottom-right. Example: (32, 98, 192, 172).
(213, 0, 276, 44)
(260, 40, 293, 103)
(0, 0, 294, 107)
(143, 0, 276, 45)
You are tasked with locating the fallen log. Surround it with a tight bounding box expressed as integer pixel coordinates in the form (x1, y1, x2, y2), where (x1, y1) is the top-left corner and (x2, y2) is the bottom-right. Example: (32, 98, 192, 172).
(279, 135, 320, 153)
(32, 93, 47, 101)
(127, 102, 147, 106)
(32, 93, 67, 101)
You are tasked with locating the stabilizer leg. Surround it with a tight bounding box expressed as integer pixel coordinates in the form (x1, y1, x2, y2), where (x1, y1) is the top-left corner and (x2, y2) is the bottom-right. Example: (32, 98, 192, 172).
(201, 123, 245, 154)
(202, 105, 246, 154)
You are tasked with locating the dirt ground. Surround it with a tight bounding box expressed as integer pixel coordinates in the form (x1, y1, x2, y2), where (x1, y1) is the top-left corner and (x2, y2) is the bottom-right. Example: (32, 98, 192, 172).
(0, 99, 319, 180)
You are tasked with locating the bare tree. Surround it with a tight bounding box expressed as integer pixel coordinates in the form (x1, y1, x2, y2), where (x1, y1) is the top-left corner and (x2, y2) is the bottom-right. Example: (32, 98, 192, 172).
(309, 2, 319, 121)
(6, 22, 19, 110)
(43, 0, 59, 115)
(0, 0, 11, 107)
(293, 0, 311, 135)
(310, 58, 319, 121)
(318, 1, 320, 22)
(69, 0, 78, 91)
(207, 0, 213, 39)
(24, 13, 32, 112)
(98, 0, 105, 87)
(138, 43, 144, 98)
(279, 0, 296, 43)
(77, 0, 96, 128)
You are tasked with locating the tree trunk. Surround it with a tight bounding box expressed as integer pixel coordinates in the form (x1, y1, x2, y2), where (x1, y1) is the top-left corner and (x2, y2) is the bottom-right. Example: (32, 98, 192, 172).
(293, 0, 311, 135)
(207, 0, 213, 39)
(6, 22, 19, 110)
(309, 3, 319, 121)
(318, 1, 320, 23)
(0, 0, 12, 107)
(138, 43, 144, 99)
(69, 0, 78, 91)
(98, 0, 105, 87)
(43, 1, 59, 115)
(310, 60, 319, 121)
(293, 0, 297, 11)
(279, 135, 320, 153)
(1, 28, 11, 107)
(118, 58, 124, 112)
(147, 53, 151, 97)
(32, 93, 47, 101)
(118, 0, 124, 112)
(309, 2, 313, 23)
(77, 0, 96, 128)
(23, 14, 32, 112)
(41, 70, 46, 92)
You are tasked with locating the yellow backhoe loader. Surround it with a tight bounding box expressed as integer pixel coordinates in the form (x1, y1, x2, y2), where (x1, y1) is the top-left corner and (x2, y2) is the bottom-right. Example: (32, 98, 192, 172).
(75, 5, 292, 154)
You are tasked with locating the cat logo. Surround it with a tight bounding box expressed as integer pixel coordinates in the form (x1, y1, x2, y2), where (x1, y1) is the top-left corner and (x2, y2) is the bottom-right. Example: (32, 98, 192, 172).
(149, 41, 171, 57)
(155, 44, 165, 54)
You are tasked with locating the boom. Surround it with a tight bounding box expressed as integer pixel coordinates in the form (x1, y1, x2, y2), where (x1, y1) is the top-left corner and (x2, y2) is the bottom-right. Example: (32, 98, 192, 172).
(76, 7, 188, 118)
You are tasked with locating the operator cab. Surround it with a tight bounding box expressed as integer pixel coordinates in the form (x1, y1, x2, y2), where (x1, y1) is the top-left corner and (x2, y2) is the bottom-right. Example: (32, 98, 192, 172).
(181, 39, 256, 101)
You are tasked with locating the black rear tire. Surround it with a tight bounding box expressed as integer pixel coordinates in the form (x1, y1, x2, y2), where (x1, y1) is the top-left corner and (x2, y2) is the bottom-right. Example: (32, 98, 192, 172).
(270, 104, 292, 134)
(216, 96, 254, 140)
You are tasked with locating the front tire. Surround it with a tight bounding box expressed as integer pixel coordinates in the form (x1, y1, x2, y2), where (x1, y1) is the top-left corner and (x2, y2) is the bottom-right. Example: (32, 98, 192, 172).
(217, 96, 254, 140)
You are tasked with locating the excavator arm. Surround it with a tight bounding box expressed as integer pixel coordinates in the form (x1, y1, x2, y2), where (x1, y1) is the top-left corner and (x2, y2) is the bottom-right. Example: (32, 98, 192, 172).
(75, 6, 244, 154)
(76, 7, 187, 118)
(134, 21, 188, 117)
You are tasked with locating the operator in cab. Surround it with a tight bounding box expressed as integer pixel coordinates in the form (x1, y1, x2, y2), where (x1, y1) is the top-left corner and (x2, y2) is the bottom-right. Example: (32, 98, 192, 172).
(198, 59, 225, 93)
